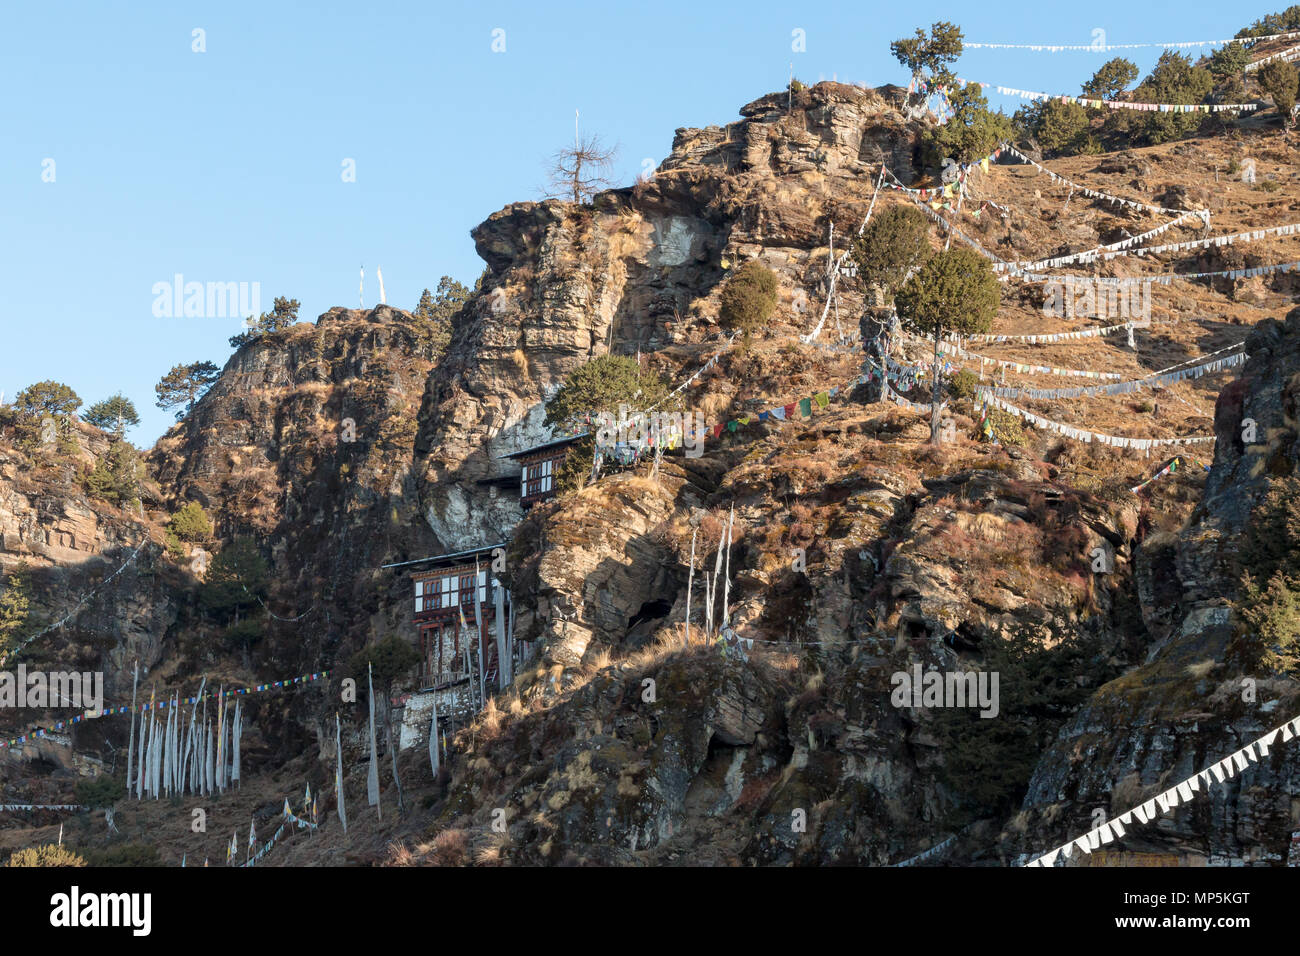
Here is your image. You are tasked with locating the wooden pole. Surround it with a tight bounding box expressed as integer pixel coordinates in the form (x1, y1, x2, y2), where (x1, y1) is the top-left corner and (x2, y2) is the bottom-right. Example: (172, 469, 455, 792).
(685, 526, 697, 646)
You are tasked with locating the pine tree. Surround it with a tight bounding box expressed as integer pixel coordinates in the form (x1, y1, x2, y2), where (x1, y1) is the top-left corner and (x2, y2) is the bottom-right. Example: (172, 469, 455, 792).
(229, 297, 301, 349)
(409, 277, 469, 360)
(83, 441, 140, 506)
(544, 355, 672, 429)
(13, 381, 81, 420)
(895, 248, 1000, 444)
(0, 564, 32, 660)
(84, 394, 140, 436)
(155, 362, 221, 420)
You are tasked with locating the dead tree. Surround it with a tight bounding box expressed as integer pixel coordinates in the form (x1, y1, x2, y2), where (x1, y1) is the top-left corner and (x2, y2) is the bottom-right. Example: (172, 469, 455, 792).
(545, 130, 618, 205)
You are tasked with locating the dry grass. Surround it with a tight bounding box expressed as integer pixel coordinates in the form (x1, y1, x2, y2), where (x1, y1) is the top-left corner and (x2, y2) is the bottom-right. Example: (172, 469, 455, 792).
(584, 644, 613, 674)
(429, 828, 469, 867)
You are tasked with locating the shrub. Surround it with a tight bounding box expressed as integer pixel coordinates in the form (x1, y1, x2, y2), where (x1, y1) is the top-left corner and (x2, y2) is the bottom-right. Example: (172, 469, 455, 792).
(430, 828, 469, 866)
(544, 355, 672, 430)
(83, 843, 161, 867)
(168, 502, 212, 543)
(1229, 476, 1300, 676)
(75, 776, 126, 808)
(1239, 476, 1300, 584)
(979, 407, 1027, 447)
(1258, 60, 1299, 122)
(718, 260, 778, 343)
(1233, 573, 1300, 676)
(5, 844, 86, 867)
(851, 206, 933, 303)
(946, 369, 979, 401)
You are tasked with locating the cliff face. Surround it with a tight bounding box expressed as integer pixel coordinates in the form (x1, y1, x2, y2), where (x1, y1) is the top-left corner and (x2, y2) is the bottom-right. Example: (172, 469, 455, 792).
(424, 397, 1161, 865)
(414, 83, 921, 550)
(0, 423, 177, 786)
(6, 80, 1298, 867)
(1010, 310, 1300, 866)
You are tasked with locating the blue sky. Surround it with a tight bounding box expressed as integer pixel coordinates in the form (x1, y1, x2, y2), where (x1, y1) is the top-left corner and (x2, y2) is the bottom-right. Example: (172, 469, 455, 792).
(0, 1, 1267, 443)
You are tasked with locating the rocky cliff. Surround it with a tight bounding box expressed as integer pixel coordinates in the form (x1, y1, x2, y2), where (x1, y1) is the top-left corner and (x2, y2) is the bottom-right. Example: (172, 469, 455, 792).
(3, 81, 1298, 867)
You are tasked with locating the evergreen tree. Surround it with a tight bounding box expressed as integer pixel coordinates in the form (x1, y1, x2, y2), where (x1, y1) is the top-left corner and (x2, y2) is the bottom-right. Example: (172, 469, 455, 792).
(199, 538, 268, 624)
(155, 361, 220, 420)
(1259, 60, 1300, 123)
(718, 260, 778, 346)
(13, 381, 81, 420)
(891, 21, 964, 90)
(229, 296, 301, 349)
(544, 355, 672, 430)
(83, 441, 140, 506)
(895, 248, 1000, 444)
(852, 206, 933, 306)
(1207, 43, 1250, 82)
(1081, 58, 1139, 99)
(409, 276, 470, 360)
(1123, 51, 1214, 145)
(83, 394, 140, 436)
(0, 564, 33, 660)
(922, 82, 1014, 166)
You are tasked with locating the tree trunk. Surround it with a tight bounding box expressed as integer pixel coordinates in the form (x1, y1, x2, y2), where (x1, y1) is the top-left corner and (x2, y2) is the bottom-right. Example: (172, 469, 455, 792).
(929, 327, 944, 445)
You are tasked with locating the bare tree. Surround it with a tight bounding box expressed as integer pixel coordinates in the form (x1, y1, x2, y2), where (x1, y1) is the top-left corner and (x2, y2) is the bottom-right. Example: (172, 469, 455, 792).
(545, 116, 618, 204)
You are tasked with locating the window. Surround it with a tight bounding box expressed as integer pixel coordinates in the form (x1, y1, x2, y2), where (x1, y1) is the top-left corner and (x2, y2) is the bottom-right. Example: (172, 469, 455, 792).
(523, 456, 558, 498)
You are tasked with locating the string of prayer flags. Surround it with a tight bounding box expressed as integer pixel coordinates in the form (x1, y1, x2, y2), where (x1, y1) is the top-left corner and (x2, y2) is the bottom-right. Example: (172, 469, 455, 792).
(1026, 713, 1300, 866)
(882, 378, 946, 414)
(959, 320, 1149, 344)
(880, 166, 1006, 264)
(1093, 221, 1300, 264)
(1245, 42, 1300, 71)
(0, 804, 88, 812)
(983, 349, 1245, 401)
(645, 331, 740, 414)
(997, 143, 1207, 218)
(709, 381, 852, 441)
(998, 210, 1207, 272)
(977, 391, 1216, 449)
(1013, 258, 1300, 286)
(1130, 457, 1182, 494)
(936, 339, 1122, 379)
(0, 670, 331, 750)
(964, 31, 1300, 52)
(974, 83, 1258, 113)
